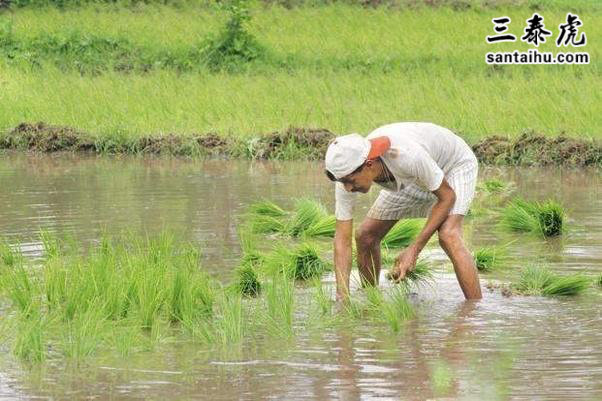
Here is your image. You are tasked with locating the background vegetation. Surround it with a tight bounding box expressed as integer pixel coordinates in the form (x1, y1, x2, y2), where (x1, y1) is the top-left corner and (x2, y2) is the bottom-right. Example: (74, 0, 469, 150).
(0, 0, 600, 145)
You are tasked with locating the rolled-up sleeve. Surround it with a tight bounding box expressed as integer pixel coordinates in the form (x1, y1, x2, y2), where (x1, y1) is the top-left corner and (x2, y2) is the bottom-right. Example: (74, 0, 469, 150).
(410, 147, 444, 192)
(335, 182, 357, 220)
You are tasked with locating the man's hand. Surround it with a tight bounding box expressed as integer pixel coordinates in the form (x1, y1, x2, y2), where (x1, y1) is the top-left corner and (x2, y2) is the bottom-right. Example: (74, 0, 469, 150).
(387, 245, 419, 283)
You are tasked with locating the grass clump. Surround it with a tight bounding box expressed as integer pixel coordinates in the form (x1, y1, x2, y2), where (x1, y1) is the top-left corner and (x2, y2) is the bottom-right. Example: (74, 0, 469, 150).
(382, 219, 423, 249)
(501, 198, 565, 237)
(199, 0, 266, 72)
(514, 266, 589, 297)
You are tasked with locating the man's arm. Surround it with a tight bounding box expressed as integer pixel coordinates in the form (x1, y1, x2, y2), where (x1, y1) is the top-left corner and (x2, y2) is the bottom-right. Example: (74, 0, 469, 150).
(334, 219, 353, 302)
(390, 179, 455, 281)
(412, 178, 456, 252)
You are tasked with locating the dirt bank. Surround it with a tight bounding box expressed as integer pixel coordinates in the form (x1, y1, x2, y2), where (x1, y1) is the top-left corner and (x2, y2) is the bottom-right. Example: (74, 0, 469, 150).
(1, 122, 600, 166)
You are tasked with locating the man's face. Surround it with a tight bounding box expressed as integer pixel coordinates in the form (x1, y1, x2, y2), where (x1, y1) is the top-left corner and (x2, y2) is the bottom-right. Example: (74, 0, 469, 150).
(339, 165, 374, 193)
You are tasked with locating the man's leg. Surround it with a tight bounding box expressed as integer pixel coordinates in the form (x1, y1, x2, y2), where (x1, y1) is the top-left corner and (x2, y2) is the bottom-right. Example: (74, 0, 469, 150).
(355, 218, 398, 286)
(438, 214, 482, 299)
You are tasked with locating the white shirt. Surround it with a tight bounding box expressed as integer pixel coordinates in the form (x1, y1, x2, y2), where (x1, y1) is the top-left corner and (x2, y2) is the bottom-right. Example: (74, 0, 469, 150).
(334, 122, 476, 220)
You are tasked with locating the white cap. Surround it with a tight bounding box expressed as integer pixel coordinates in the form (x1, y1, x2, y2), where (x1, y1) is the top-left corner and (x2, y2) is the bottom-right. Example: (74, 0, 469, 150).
(324, 133, 370, 179)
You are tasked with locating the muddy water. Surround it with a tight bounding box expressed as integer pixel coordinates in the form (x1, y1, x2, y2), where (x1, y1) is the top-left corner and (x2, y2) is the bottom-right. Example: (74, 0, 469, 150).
(0, 153, 601, 400)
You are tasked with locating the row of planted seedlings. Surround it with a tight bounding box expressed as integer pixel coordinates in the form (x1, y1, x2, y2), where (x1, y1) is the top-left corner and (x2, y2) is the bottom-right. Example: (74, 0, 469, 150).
(0, 201, 431, 364)
(237, 198, 434, 334)
(471, 178, 597, 296)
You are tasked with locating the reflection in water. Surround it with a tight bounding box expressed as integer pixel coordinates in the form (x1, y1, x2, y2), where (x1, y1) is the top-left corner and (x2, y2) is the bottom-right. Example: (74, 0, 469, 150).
(0, 154, 601, 400)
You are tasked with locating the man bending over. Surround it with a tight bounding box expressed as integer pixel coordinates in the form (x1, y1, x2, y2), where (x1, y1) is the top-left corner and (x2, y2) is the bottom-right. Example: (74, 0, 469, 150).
(324, 122, 482, 303)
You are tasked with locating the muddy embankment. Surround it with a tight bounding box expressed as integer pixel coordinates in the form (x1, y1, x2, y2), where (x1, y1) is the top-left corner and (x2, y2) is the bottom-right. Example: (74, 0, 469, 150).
(1, 122, 601, 166)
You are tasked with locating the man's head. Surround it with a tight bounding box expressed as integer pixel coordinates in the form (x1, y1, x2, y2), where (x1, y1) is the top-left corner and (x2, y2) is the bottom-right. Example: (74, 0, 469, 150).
(324, 134, 391, 193)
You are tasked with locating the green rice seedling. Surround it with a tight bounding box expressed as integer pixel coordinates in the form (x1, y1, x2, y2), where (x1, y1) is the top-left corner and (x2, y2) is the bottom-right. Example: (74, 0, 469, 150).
(537, 200, 565, 237)
(234, 263, 261, 297)
(13, 309, 46, 363)
(60, 302, 107, 359)
(381, 219, 424, 249)
(261, 272, 295, 338)
(40, 229, 61, 260)
(290, 243, 327, 281)
(381, 251, 432, 287)
(5, 265, 39, 317)
(473, 246, 507, 272)
(364, 285, 414, 333)
(211, 293, 245, 346)
(541, 275, 591, 296)
(265, 242, 327, 281)
(514, 265, 555, 295)
(501, 198, 564, 237)
(404, 258, 433, 286)
(514, 265, 589, 296)
(303, 214, 336, 238)
(479, 178, 513, 195)
(597, 273, 602, 288)
(248, 199, 286, 218)
(309, 277, 332, 317)
(0, 240, 22, 267)
(249, 214, 286, 234)
(287, 199, 328, 237)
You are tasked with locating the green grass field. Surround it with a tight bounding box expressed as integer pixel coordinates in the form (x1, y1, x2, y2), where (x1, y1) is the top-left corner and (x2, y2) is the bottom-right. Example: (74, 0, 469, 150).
(1, 1, 600, 144)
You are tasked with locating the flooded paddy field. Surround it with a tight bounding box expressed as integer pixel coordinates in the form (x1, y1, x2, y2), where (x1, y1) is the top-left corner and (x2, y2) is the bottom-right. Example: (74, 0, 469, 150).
(0, 153, 601, 400)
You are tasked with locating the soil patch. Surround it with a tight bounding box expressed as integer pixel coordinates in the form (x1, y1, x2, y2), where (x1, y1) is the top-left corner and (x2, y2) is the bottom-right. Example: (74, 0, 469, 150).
(472, 131, 602, 166)
(2, 122, 600, 166)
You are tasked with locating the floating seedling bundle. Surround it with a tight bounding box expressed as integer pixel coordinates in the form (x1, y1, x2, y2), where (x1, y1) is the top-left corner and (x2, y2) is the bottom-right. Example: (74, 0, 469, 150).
(513, 266, 590, 296)
(473, 246, 508, 272)
(266, 242, 329, 281)
(246, 198, 335, 238)
(478, 178, 514, 195)
(381, 219, 424, 249)
(501, 198, 565, 237)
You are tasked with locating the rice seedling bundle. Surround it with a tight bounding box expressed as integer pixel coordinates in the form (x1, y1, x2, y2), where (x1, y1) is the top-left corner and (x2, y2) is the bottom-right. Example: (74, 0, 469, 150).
(381, 251, 432, 286)
(303, 215, 336, 238)
(514, 265, 589, 296)
(287, 199, 328, 237)
(479, 178, 512, 194)
(235, 263, 261, 297)
(249, 214, 286, 234)
(501, 198, 564, 237)
(381, 219, 423, 249)
(473, 246, 505, 272)
(248, 200, 286, 218)
(267, 242, 327, 281)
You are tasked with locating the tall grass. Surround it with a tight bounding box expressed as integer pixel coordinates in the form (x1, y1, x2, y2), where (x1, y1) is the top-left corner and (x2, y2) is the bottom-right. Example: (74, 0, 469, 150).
(501, 198, 565, 237)
(1, 5, 600, 141)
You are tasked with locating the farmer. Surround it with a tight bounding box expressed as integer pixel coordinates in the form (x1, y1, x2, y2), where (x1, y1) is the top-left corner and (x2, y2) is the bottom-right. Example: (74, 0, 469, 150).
(324, 122, 482, 303)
